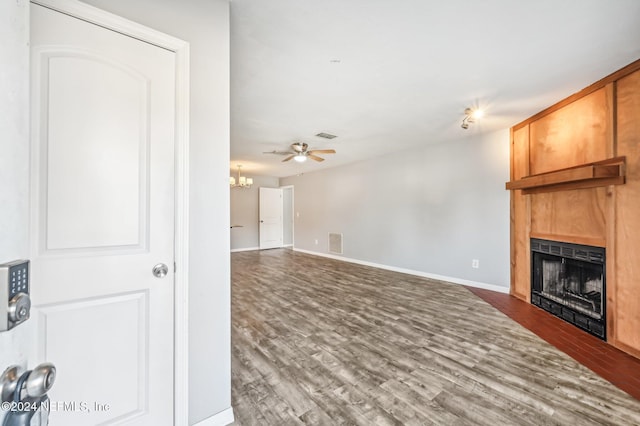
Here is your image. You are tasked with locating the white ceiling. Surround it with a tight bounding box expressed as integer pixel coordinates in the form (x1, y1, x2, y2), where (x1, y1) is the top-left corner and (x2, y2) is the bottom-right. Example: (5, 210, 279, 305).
(230, 0, 640, 178)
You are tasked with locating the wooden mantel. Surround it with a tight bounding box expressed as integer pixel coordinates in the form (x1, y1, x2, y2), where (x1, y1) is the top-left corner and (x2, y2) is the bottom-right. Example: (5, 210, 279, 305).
(508, 57, 640, 360)
(505, 156, 625, 194)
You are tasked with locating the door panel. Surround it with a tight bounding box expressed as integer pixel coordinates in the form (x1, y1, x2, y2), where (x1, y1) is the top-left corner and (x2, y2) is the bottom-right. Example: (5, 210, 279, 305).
(45, 54, 147, 250)
(31, 4, 175, 425)
(259, 188, 283, 249)
(38, 292, 147, 423)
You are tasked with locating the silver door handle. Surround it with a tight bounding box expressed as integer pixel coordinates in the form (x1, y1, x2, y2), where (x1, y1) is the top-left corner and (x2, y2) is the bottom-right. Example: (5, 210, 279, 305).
(152, 263, 169, 278)
(0, 362, 56, 402)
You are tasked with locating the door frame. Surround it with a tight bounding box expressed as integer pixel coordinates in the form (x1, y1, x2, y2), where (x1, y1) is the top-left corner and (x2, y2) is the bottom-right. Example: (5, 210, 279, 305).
(30, 0, 190, 424)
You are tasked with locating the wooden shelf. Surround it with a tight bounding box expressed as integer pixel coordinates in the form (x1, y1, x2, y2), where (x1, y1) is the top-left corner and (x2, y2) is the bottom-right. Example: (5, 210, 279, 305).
(506, 157, 625, 194)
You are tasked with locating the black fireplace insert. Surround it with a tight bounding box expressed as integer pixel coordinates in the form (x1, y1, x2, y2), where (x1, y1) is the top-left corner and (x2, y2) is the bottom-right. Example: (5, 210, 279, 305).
(531, 238, 606, 340)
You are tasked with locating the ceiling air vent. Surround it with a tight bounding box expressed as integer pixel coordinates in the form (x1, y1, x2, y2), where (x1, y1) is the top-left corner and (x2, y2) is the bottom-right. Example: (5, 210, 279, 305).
(328, 233, 343, 254)
(315, 132, 337, 139)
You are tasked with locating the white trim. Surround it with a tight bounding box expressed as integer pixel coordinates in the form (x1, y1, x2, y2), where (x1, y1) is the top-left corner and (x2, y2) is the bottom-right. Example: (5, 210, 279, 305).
(173, 41, 190, 426)
(292, 248, 510, 294)
(230, 246, 260, 253)
(192, 408, 235, 426)
(31, 0, 187, 51)
(30, 1, 191, 424)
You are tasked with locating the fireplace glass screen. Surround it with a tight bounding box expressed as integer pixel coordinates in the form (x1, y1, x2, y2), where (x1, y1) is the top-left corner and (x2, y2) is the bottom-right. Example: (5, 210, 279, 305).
(531, 239, 606, 340)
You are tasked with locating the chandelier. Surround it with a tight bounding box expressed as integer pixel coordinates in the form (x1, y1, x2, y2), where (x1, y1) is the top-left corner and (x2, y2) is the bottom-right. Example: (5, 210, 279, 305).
(229, 165, 253, 189)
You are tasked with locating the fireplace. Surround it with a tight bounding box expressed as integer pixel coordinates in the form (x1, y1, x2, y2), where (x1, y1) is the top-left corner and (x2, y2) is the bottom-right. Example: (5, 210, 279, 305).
(531, 238, 606, 340)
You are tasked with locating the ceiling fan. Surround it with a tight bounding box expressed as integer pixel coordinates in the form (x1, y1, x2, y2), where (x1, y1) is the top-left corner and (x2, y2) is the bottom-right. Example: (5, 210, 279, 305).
(264, 142, 336, 163)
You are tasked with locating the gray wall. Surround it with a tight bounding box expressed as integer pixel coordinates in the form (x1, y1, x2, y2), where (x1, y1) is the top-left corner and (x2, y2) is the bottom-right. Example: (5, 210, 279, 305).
(0, 1, 30, 423)
(230, 175, 280, 250)
(281, 129, 511, 289)
(78, 0, 231, 423)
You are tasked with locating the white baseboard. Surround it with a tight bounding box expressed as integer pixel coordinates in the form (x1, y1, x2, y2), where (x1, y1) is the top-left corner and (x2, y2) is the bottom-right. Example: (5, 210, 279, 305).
(230, 246, 260, 253)
(292, 248, 509, 294)
(192, 407, 234, 426)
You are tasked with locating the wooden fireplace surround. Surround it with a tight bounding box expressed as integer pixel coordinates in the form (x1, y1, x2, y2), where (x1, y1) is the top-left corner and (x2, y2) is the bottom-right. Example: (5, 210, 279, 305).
(506, 58, 640, 359)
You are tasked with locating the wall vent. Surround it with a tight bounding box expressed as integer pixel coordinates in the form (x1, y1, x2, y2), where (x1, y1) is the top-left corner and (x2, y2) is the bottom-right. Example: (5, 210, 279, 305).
(328, 233, 343, 254)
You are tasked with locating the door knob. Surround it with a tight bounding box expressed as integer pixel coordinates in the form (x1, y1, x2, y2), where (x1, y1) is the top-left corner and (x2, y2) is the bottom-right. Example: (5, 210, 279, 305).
(152, 263, 169, 278)
(0, 366, 22, 402)
(26, 362, 56, 397)
(0, 362, 56, 402)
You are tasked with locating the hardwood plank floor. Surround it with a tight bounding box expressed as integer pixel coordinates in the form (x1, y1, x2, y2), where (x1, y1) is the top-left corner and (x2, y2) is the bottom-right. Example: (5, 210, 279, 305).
(231, 249, 640, 425)
(468, 287, 640, 402)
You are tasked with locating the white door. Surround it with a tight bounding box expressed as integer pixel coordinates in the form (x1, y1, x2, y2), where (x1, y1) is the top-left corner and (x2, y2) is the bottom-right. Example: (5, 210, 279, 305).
(30, 4, 175, 425)
(259, 188, 283, 249)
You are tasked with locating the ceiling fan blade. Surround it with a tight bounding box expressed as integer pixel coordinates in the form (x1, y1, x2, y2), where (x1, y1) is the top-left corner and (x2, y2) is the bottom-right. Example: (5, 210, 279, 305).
(308, 154, 325, 162)
(264, 150, 294, 156)
(282, 155, 295, 162)
(308, 149, 335, 155)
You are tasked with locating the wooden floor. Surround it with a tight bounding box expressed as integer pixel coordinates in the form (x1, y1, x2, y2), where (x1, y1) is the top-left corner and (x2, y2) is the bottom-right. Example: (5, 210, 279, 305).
(467, 287, 640, 402)
(231, 249, 640, 425)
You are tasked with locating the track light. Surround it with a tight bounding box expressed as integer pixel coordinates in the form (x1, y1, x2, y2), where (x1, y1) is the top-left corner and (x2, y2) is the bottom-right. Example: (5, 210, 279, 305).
(461, 107, 483, 129)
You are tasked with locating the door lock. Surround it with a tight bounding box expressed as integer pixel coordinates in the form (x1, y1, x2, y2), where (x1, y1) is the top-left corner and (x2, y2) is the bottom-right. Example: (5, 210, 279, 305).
(0, 260, 31, 331)
(8, 294, 30, 324)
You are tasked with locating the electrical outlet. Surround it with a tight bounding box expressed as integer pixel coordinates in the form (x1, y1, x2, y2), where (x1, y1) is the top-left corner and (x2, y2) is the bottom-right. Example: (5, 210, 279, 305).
(296, 212, 300, 218)
(472, 259, 479, 269)
(314, 239, 318, 245)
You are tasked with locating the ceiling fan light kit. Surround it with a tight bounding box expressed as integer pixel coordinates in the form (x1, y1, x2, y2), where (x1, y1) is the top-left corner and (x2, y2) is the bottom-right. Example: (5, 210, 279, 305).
(264, 142, 336, 163)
